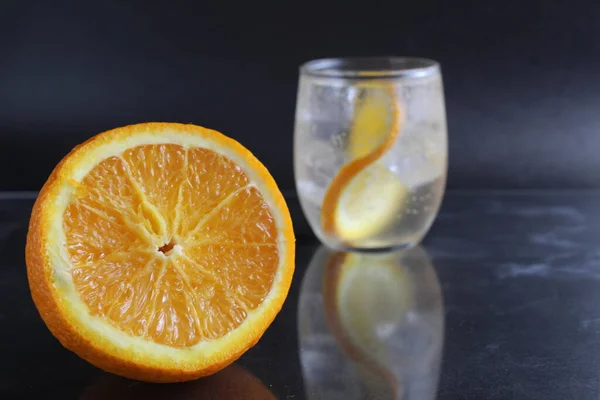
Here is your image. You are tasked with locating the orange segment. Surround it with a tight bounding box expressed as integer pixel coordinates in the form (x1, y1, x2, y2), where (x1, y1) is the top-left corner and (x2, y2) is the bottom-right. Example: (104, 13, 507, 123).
(177, 148, 250, 237)
(185, 186, 278, 246)
(64, 200, 146, 267)
(121, 144, 187, 239)
(186, 244, 279, 310)
(172, 253, 249, 340)
(26, 122, 295, 382)
(65, 156, 158, 252)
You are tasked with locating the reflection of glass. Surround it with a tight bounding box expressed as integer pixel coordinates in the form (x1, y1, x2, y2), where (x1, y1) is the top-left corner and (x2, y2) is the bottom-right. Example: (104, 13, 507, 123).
(294, 58, 447, 251)
(298, 246, 444, 400)
(79, 364, 274, 400)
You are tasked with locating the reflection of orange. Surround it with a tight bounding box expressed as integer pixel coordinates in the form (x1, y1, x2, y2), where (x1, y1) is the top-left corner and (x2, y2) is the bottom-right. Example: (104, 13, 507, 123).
(80, 364, 275, 400)
(320, 85, 404, 245)
(26, 123, 295, 382)
(322, 252, 403, 397)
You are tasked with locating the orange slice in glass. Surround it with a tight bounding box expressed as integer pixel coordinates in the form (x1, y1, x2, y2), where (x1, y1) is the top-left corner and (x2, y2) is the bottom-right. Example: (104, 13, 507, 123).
(321, 84, 408, 245)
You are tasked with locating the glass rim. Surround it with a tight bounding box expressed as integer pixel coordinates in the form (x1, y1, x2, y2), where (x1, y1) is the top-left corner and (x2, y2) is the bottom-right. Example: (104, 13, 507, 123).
(300, 57, 440, 79)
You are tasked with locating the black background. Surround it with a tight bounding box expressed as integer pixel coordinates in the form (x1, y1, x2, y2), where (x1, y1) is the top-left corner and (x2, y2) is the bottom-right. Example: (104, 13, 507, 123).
(2, 0, 599, 191)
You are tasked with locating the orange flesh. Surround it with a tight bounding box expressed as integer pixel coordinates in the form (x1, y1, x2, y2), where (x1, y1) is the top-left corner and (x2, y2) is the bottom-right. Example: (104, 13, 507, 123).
(64, 144, 279, 348)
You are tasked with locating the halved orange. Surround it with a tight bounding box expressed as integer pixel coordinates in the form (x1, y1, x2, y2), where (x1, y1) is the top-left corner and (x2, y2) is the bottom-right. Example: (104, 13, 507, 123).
(26, 122, 295, 382)
(321, 84, 408, 246)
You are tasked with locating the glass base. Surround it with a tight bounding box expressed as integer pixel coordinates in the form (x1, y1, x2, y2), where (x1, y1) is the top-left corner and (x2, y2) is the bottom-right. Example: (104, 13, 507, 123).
(321, 240, 418, 254)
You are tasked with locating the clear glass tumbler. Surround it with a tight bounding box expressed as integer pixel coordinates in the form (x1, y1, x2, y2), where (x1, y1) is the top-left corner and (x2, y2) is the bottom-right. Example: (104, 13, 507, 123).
(294, 57, 447, 251)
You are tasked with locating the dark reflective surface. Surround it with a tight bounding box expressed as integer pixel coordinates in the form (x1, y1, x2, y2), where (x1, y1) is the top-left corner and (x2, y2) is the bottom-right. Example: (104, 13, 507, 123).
(4, 192, 600, 399)
(298, 246, 443, 399)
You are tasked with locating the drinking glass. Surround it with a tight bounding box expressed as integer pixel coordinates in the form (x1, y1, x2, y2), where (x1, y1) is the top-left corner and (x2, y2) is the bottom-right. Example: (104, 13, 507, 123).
(294, 57, 447, 251)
